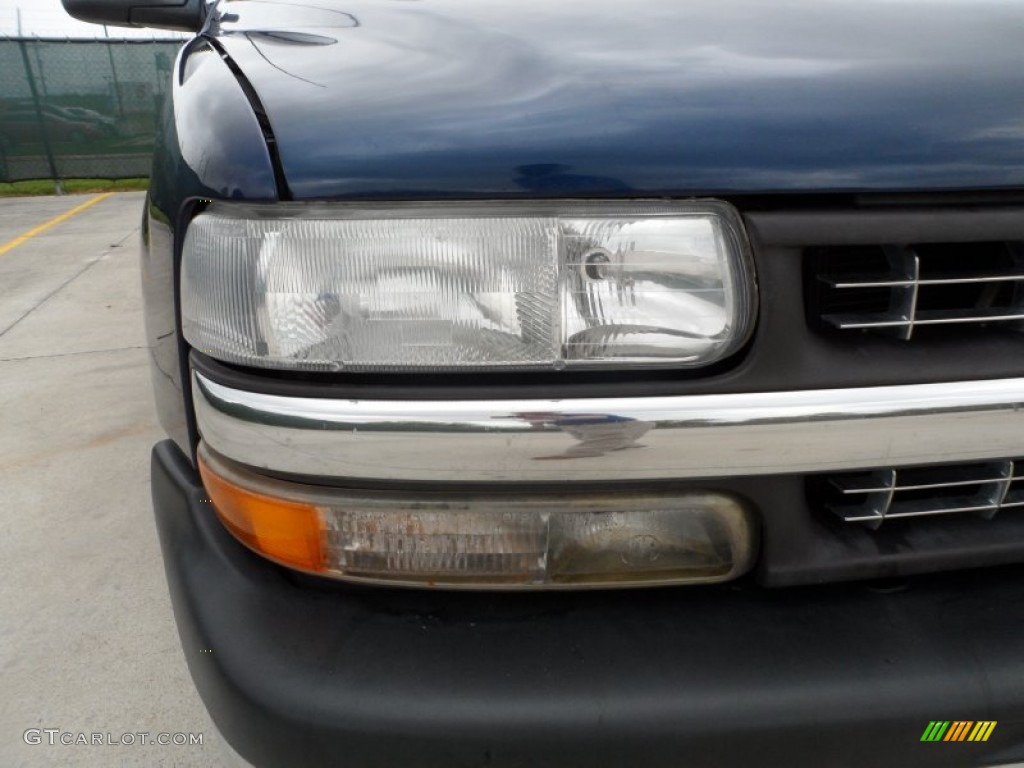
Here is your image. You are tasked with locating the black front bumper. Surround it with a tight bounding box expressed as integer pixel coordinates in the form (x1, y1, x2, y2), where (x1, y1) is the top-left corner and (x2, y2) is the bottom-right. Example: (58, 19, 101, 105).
(153, 440, 1024, 768)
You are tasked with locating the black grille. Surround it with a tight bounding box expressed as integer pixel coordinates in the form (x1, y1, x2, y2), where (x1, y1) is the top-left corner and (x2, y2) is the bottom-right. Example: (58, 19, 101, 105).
(815, 459, 1024, 529)
(807, 240, 1024, 339)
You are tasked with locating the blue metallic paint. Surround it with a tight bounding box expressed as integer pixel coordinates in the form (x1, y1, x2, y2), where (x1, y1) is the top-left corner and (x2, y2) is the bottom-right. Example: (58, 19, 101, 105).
(142, 39, 278, 455)
(207, 0, 1024, 199)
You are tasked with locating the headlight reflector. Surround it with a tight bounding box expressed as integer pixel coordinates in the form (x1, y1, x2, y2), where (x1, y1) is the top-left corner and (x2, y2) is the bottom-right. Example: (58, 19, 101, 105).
(182, 201, 755, 371)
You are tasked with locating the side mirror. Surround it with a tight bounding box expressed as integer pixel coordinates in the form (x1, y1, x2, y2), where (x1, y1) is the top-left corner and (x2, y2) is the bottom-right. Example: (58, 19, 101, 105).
(62, 0, 208, 32)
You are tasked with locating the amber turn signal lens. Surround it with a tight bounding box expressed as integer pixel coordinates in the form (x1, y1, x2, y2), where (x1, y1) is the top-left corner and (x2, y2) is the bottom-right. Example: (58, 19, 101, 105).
(197, 449, 324, 573)
(197, 441, 756, 590)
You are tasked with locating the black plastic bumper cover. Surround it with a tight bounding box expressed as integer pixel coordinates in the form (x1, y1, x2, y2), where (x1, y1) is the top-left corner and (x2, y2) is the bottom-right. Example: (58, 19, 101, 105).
(152, 440, 1024, 768)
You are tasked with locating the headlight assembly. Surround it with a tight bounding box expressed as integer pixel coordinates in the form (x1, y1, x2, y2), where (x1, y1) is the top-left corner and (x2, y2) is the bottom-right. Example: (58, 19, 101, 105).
(181, 201, 756, 371)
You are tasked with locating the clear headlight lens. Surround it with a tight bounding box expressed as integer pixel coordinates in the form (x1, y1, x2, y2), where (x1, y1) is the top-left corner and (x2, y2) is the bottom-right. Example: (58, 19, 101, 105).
(181, 201, 755, 371)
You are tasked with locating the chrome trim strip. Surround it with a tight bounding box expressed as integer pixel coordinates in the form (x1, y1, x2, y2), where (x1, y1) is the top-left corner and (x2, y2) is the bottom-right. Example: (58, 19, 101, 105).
(193, 372, 1024, 483)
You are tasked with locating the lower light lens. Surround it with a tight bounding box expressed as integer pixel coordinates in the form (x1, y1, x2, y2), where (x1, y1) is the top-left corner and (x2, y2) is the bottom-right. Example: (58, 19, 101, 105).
(198, 443, 757, 589)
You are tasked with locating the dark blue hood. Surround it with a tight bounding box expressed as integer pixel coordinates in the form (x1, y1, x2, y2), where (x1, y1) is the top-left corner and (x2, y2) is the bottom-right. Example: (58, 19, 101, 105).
(210, 0, 1024, 199)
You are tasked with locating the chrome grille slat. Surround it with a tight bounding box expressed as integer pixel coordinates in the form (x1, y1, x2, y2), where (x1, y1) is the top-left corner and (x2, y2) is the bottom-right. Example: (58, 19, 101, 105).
(822, 313, 914, 330)
(886, 502, 999, 517)
(830, 499, 1000, 522)
(914, 309, 1024, 324)
(812, 241, 1024, 339)
(825, 459, 1019, 529)
(831, 477, 1009, 495)
(822, 273, 1024, 289)
(825, 309, 1024, 331)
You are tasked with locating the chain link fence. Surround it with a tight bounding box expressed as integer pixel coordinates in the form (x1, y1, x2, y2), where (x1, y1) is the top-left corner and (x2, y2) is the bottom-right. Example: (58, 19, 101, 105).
(0, 37, 184, 184)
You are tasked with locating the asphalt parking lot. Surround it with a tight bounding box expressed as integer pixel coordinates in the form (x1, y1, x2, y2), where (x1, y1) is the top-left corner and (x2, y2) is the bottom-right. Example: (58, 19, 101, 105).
(0, 192, 220, 767)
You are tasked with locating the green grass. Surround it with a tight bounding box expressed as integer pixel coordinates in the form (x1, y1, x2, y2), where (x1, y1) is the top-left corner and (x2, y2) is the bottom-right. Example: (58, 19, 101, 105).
(0, 178, 148, 196)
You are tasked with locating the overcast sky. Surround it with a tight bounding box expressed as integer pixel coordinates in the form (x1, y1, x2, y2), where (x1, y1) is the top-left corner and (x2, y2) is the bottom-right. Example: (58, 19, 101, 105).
(0, 0, 188, 38)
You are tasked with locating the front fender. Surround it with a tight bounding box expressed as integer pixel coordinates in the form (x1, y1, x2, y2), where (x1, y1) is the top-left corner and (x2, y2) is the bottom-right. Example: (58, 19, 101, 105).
(142, 37, 278, 457)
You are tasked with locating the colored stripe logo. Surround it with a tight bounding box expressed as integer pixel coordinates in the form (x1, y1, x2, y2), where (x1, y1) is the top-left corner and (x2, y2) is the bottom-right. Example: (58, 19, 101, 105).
(921, 721, 996, 742)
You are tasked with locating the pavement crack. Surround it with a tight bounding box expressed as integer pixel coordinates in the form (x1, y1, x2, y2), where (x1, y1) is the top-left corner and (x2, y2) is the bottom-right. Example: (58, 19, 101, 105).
(0, 345, 147, 362)
(0, 225, 140, 341)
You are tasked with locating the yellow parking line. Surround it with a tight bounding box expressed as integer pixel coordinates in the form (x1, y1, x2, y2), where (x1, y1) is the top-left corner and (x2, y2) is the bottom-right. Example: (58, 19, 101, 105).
(0, 192, 115, 257)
